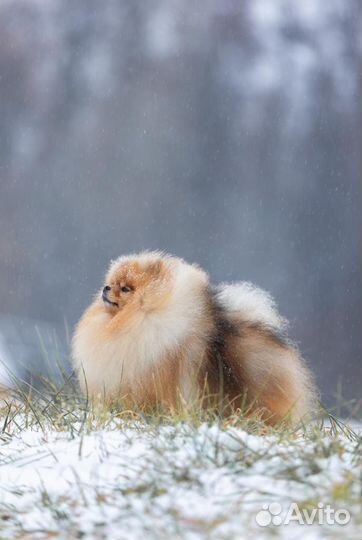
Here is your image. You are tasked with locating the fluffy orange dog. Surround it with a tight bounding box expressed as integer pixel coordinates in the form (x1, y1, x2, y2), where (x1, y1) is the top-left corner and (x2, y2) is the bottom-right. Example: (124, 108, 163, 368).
(72, 252, 317, 424)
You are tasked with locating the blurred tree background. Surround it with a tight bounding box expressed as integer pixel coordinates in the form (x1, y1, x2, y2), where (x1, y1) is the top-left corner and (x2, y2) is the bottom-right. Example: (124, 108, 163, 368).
(0, 0, 361, 408)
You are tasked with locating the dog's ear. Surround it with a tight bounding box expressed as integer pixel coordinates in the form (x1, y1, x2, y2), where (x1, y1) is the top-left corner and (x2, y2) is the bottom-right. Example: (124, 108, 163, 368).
(147, 260, 164, 278)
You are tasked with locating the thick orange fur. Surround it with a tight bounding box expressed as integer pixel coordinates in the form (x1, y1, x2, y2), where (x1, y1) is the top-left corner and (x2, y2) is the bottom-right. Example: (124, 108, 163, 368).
(72, 251, 317, 425)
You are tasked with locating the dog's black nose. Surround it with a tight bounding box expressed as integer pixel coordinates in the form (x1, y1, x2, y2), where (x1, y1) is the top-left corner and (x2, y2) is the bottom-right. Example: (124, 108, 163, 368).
(103, 286, 111, 294)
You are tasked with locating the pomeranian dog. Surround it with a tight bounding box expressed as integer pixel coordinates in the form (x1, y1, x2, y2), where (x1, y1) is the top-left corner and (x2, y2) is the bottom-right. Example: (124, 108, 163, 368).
(72, 251, 317, 424)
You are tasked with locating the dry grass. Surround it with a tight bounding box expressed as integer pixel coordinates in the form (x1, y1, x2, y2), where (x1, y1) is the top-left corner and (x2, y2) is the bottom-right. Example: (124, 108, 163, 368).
(0, 369, 360, 540)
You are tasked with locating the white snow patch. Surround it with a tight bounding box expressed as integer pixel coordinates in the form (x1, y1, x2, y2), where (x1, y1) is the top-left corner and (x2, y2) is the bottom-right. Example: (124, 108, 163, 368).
(0, 420, 360, 539)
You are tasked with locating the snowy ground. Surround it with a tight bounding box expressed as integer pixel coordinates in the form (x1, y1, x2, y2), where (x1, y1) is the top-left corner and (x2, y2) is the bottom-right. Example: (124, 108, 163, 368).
(0, 403, 361, 540)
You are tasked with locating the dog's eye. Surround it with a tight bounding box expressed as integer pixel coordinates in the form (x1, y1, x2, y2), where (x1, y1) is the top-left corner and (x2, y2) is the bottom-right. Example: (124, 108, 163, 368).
(121, 285, 131, 293)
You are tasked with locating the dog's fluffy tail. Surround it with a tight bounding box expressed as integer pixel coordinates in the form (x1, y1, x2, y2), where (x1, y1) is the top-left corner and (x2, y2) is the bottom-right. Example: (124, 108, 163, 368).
(216, 282, 287, 331)
(215, 282, 318, 425)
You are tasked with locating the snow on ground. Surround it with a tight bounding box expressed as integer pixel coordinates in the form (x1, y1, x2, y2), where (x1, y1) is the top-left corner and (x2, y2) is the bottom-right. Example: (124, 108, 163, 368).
(0, 418, 361, 539)
(0, 421, 362, 540)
